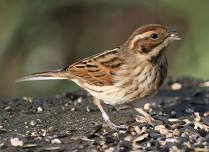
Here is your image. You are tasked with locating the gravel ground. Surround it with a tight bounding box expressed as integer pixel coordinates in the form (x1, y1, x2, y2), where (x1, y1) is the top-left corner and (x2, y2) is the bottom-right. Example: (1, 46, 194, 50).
(0, 77, 209, 152)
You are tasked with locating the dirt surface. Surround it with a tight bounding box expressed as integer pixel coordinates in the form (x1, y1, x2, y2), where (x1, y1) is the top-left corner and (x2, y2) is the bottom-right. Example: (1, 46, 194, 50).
(0, 77, 209, 152)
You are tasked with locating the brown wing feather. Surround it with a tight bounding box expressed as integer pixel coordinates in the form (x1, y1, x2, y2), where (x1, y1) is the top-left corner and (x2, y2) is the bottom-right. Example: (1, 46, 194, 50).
(67, 48, 124, 86)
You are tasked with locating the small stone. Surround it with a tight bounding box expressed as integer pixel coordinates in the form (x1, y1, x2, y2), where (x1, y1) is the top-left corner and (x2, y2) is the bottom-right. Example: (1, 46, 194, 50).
(10, 138, 24, 147)
(155, 125, 169, 135)
(171, 82, 182, 90)
(37, 106, 43, 113)
(51, 138, 62, 144)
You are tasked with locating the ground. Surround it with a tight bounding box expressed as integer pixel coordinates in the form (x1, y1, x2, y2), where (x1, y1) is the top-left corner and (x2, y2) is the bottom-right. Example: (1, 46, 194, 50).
(0, 77, 209, 152)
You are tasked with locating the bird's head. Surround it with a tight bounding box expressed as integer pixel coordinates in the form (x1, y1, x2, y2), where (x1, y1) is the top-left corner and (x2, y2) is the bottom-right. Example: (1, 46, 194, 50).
(124, 24, 180, 60)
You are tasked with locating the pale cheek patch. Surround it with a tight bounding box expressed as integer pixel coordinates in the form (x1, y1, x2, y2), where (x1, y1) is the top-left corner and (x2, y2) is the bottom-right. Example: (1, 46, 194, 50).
(128, 31, 156, 49)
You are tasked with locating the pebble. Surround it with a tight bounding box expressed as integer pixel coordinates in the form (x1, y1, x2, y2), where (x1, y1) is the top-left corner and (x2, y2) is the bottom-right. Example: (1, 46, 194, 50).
(10, 138, 24, 147)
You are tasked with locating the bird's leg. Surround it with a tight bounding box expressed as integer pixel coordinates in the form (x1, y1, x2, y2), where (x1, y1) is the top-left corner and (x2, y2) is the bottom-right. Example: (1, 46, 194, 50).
(128, 103, 154, 123)
(92, 97, 128, 130)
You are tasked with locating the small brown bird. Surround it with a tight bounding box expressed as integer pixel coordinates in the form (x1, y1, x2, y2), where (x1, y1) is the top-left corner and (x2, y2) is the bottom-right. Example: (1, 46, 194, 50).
(17, 24, 180, 129)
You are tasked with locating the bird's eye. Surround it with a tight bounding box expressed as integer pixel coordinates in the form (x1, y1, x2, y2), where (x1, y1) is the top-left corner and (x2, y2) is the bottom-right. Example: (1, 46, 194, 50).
(151, 33, 158, 40)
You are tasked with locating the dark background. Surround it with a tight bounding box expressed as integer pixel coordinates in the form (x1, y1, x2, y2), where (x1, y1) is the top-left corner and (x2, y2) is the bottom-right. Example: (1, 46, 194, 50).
(0, 0, 208, 98)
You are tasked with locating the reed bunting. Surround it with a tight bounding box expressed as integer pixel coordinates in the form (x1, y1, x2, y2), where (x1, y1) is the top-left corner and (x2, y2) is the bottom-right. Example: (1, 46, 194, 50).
(17, 24, 180, 129)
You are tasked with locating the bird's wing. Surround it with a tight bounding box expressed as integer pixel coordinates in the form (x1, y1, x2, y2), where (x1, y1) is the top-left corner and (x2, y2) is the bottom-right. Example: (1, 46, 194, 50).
(67, 48, 124, 86)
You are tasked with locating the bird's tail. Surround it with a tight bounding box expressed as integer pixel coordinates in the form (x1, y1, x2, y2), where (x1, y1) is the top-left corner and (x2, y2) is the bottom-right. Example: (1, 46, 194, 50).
(16, 68, 70, 82)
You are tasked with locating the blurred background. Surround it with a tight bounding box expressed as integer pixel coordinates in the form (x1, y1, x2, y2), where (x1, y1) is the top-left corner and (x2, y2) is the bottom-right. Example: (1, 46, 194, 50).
(0, 0, 208, 99)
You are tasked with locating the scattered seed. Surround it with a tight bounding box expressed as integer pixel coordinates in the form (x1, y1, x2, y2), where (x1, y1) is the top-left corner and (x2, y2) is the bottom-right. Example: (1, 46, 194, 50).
(183, 119, 192, 125)
(204, 111, 209, 117)
(77, 97, 83, 103)
(133, 133, 149, 143)
(71, 107, 76, 112)
(42, 146, 61, 151)
(23, 144, 38, 148)
(10, 138, 24, 147)
(194, 112, 201, 122)
(143, 103, 151, 111)
(23, 97, 33, 103)
(155, 125, 169, 135)
(40, 129, 47, 137)
(133, 126, 141, 135)
(171, 82, 182, 90)
(199, 81, 209, 87)
(136, 115, 150, 123)
(30, 120, 37, 126)
(173, 129, 181, 137)
(168, 118, 179, 122)
(37, 106, 43, 113)
(51, 138, 62, 144)
(86, 106, 91, 112)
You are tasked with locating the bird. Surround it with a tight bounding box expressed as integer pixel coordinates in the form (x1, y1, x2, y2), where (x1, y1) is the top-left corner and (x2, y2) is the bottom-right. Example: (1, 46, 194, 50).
(16, 24, 181, 129)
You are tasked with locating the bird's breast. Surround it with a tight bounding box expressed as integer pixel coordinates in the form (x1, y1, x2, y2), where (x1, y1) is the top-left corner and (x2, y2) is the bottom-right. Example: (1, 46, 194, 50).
(73, 57, 167, 105)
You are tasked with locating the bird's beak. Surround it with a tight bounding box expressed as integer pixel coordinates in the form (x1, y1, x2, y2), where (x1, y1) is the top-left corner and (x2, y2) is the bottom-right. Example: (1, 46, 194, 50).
(169, 32, 181, 40)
